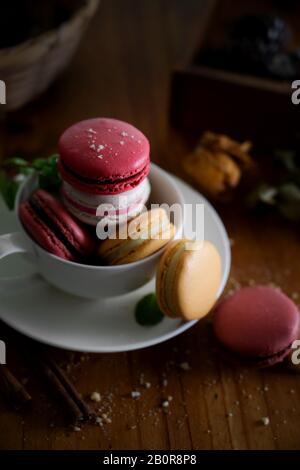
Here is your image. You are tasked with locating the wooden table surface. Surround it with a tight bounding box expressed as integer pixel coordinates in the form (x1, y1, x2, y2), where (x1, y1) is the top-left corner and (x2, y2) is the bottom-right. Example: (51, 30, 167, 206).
(1, 0, 300, 450)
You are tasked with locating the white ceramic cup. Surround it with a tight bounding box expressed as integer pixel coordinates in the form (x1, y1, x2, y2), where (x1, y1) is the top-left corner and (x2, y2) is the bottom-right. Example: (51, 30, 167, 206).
(0, 164, 184, 299)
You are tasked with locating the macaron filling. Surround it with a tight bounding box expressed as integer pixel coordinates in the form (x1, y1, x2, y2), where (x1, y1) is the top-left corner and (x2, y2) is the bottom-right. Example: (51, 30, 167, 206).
(58, 159, 150, 194)
(161, 241, 186, 317)
(61, 178, 151, 226)
(218, 339, 296, 369)
(101, 216, 172, 264)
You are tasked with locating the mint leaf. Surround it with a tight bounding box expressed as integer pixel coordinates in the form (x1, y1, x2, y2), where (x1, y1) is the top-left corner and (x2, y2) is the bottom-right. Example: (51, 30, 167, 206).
(246, 183, 278, 208)
(0, 153, 61, 208)
(48, 154, 59, 165)
(135, 293, 164, 326)
(31, 154, 61, 191)
(31, 158, 49, 170)
(275, 149, 299, 173)
(0, 172, 20, 210)
(3, 157, 29, 168)
(20, 167, 35, 175)
(277, 183, 300, 221)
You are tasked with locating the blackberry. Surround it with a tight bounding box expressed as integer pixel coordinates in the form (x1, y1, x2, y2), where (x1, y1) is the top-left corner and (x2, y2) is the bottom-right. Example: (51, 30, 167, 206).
(231, 14, 291, 56)
(266, 53, 297, 79)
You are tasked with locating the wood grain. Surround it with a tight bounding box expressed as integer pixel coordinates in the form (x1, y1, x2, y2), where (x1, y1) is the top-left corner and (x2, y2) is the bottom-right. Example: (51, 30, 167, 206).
(0, 0, 300, 450)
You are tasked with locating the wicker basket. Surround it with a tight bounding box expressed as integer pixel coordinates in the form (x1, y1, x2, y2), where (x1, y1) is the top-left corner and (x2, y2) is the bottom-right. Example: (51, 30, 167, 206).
(0, 0, 99, 111)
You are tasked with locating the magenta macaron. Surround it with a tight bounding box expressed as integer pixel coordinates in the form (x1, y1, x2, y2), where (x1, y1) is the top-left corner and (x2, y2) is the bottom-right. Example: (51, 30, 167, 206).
(19, 189, 94, 262)
(213, 286, 300, 367)
(57, 118, 151, 225)
(58, 118, 150, 194)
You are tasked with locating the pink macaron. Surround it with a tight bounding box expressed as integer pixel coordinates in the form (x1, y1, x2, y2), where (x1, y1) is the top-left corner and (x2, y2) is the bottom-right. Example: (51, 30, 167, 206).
(19, 189, 94, 262)
(57, 118, 151, 225)
(213, 286, 300, 367)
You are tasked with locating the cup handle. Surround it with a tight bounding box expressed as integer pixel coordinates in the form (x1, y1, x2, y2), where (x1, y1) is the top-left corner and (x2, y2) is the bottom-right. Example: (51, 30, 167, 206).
(0, 232, 30, 259)
(0, 232, 39, 293)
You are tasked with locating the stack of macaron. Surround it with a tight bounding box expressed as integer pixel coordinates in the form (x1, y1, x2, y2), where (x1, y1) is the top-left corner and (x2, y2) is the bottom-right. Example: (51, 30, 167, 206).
(19, 117, 176, 266)
(58, 118, 151, 227)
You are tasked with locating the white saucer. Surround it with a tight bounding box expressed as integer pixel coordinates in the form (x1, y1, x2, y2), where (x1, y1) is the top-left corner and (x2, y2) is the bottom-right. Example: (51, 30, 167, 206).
(0, 176, 231, 352)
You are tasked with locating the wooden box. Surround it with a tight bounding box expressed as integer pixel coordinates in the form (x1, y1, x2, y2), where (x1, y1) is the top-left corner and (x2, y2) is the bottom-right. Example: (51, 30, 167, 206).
(170, 0, 300, 146)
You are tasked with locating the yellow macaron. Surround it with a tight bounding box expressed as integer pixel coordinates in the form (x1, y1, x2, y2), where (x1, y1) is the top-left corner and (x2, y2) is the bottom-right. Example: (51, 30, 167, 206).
(156, 239, 222, 321)
(98, 208, 176, 265)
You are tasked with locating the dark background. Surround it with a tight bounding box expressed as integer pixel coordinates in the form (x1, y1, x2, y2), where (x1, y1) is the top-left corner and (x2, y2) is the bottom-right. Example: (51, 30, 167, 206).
(1, 0, 300, 450)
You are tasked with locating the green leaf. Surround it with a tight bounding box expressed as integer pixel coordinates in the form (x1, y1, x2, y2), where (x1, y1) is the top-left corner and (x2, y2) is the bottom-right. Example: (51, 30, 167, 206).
(135, 293, 164, 326)
(0, 171, 20, 210)
(48, 154, 59, 164)
(2, 157, 29, 168)
(279, 183, 300, 201)
(277, 183, 300, 221)
(259, 186, 278, 204)
(31, 158, 48, 170)
(39, 169, 61, 191)
(20, 167, 35, 175)
(0, 153, 61, 209)
(275, 149, 299, 173)
(246, 183, 278, 208)
(29, 155, 61, 191)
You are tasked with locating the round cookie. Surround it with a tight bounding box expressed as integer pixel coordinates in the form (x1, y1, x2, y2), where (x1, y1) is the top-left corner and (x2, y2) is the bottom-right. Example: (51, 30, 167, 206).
(98, 208, 175, 265)
(213, 286, 300, 367)
(156, 239, 222, 321)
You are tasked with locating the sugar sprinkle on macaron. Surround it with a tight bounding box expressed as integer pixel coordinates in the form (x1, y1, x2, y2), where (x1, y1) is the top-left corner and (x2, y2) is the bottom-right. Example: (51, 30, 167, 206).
(58, 118, 151, 226)
(58, 118, 150, 195)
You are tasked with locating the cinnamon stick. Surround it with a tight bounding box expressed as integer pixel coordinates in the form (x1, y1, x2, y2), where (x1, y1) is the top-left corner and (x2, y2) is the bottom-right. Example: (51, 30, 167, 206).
(39, 359, 85, 424)
(0, 366, 31, 410)
(42, 353, 94, 420)
(37, 350, 95, 425)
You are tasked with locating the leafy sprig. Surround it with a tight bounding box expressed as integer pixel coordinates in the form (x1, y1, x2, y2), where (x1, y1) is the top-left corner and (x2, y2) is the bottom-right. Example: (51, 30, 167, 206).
(0, 154, 61, 209)
(247, 148, 300, 221)
(0, 172, 20, 210)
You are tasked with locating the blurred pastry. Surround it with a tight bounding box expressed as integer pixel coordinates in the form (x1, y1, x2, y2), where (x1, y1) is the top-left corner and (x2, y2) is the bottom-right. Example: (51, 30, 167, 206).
(183, 131, 253, 197)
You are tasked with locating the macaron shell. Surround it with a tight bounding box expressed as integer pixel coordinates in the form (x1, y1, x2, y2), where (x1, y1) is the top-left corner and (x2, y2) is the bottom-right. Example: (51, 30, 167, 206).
(156, 240, 222, 321)
(58, 118, 150, 194)
(58, 159, 149, 195)
(19, 202, 74, 261)
(115, 224, 176, 265)
(156, 240, 183, 318)
(98, 208, 175, 265)
(174, 241, 221, 320)
(213, 286, 300, 361)
(31, 189, 94, 257)
(98, 208, 166, 255)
